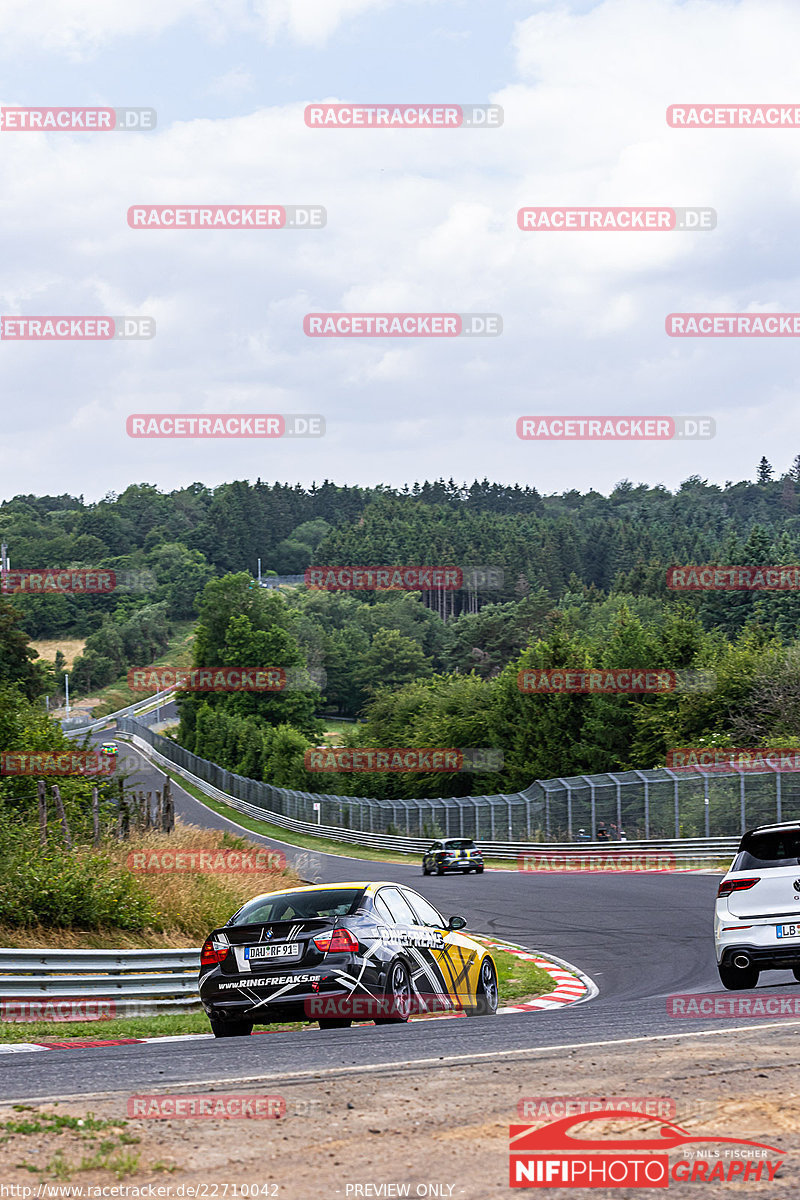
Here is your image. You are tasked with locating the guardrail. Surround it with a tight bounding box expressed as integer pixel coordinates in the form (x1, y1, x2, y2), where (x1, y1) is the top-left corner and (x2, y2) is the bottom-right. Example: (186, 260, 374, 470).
(121, 728, 737, 862)
(62, 689, 175, 737)
(0, 948, 201, 1015)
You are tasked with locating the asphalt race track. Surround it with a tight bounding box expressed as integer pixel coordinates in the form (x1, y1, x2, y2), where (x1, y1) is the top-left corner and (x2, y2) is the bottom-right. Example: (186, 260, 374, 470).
(3, 729, 799, 1103)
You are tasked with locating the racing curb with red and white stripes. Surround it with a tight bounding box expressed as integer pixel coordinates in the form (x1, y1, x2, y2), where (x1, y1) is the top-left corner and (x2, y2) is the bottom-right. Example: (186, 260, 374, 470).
(473, 935, 598, 1012)
(0, 939, 596, 1053)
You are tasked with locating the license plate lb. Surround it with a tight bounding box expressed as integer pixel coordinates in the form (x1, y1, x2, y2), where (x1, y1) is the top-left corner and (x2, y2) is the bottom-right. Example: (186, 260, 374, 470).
(777, 925, 800, 938)
(244, 942, 301, 960)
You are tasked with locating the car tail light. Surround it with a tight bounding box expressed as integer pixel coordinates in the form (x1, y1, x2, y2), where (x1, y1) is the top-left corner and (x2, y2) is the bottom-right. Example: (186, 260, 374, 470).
(717, 877, 759, 898)
(200, 937, 229, 966)
(314, 928, 359, 953)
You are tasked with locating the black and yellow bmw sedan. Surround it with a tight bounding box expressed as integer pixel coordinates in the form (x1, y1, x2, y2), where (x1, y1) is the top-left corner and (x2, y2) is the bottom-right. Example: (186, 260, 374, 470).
(199, 881, 498, 1036)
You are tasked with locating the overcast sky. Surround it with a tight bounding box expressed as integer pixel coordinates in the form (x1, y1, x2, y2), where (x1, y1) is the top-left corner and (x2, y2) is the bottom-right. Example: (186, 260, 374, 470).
(1, 0, 798, 503)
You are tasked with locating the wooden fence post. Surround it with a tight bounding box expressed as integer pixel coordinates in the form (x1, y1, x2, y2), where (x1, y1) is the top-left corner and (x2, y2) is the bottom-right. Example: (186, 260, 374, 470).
(162, 775, 174, 833)
(36, 779, 47, 849)
(50, 784, 72, 850)
(92, 786, 100, 846)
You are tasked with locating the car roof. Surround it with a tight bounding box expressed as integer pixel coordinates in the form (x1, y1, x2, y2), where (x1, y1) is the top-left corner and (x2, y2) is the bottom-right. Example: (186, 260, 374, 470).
(237, 881, 417, 907)
(748, 821, 800, 834)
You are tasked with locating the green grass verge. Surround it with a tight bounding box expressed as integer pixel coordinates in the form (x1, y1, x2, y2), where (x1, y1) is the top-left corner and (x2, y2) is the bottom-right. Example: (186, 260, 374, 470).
(0, 948, 556, 1043)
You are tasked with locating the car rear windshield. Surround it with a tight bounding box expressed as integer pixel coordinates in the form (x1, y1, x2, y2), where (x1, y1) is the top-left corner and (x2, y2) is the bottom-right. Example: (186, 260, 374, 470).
(733, 830, 800, 870)
(446, 840, 477, 850)
(229, 888, 365, 925)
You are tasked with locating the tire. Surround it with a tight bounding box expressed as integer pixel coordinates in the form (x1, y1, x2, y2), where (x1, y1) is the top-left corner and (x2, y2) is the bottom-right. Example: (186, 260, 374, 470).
(422, 864, 430, 875)
(375, 960, 412, 1024)
(718, 961, 760, 991)
(476, 867, 484, 874)
(470, 957, 499, 1016)
(792, 967, 800, 984)
(209, 1015, 253, 1038)
(318, 1018, 353, 1029)
(436, 865, 445, 876)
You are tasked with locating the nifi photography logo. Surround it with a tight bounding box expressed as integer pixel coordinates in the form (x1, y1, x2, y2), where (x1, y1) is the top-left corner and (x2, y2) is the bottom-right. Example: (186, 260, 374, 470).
(509, 1109, 784, 1188)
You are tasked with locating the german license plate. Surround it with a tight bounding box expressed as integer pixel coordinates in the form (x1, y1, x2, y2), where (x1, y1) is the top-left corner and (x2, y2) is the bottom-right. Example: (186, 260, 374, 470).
(244, 943, 301, 960)
(777, 925, 800, 938)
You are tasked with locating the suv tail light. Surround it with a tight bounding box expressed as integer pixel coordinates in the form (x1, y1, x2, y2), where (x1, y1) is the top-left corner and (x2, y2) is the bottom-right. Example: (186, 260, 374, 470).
(200, 937, 229, 966)
(314, 928, 359, 953)
(717, 877, 759, 898)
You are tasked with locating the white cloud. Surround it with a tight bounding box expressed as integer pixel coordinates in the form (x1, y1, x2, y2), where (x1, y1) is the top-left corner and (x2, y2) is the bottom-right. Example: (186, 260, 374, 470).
(4, 0, 800, 498)
(0, 0, 421, 56)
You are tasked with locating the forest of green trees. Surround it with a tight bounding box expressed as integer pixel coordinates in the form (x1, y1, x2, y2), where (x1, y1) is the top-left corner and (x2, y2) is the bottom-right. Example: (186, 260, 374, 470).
(3, 463, 800, 797)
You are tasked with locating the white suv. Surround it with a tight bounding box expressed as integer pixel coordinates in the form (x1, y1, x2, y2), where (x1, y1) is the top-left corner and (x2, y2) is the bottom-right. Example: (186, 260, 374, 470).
(715, 821, 800, 990)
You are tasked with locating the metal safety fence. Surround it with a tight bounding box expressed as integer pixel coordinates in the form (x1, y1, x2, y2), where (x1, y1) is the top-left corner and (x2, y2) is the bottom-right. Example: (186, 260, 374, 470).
(118, 719, 796, 843)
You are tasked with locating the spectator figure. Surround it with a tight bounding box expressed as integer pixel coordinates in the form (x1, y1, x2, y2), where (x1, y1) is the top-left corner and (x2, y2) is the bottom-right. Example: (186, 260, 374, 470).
(577, 828, 591, 842)
(596, 824, 609, 842)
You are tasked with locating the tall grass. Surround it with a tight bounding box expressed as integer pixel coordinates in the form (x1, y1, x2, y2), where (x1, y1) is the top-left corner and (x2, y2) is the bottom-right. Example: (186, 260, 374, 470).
(0, 808, 298, 944)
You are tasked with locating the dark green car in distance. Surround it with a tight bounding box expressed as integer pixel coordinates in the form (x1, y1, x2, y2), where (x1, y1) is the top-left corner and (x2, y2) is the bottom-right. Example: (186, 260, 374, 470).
(423, 838, 484, 875)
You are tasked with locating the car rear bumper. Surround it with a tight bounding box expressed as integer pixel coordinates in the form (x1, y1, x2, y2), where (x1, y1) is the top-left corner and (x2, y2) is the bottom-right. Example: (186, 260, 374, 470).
(200, 971, 359, 1021)
(715, 911, 800, 967)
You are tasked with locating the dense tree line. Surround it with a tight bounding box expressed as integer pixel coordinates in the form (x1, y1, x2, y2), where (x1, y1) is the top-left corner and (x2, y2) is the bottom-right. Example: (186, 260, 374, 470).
(7, 463, 800, 793)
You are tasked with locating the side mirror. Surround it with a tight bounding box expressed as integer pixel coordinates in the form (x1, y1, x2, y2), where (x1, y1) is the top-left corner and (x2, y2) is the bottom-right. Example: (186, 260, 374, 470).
(447, 915, 467, 930)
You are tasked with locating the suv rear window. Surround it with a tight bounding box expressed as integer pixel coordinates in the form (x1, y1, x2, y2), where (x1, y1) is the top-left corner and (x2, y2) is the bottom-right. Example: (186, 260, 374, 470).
(733, 830, 800, 870)
(445, 840, 476, 850)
